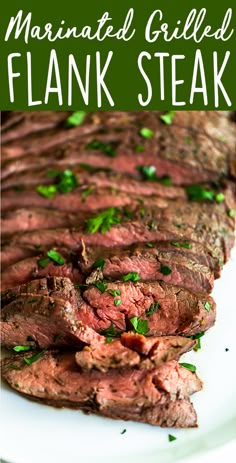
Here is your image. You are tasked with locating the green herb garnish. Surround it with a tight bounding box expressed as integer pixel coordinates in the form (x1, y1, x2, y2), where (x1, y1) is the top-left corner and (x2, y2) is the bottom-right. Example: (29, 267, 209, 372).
(168, 434, 177, 442)
(204, 301, 211, 312)
(135, 145, 145, 152)
(130, 316, 149, 335)
(24, 348, 47, 366)
(139, 127, 154, 139)
(159, 265, 172, 275)
(56, 170, 78, 194)
(121, 429, 127, 435)
(215, 193, 225, 203)
(46, 169, 60, 178)
(186, 185, 214, 201)
(92, 258, 105, 272)
(160, 111, 176, 125)
(145, 243, 153, 248)
(108, 289, 121, 297)
(140, 208, 145, 218)
(67, 111, 86, 127)
(81, 187, 93, 202)
(86, 139, 117, 157)
(173, 222, 183, 228)
(114, 299, 122, 306)
(190, 332, 205, 351)
(146, 302, 159, 316)
(13, 345, 35, 352)
(137, 165, 172, 185)
(47, 250, 65, 266)
(93, 281, 108, 293)
(8, 364, 21, 370)
(122, 272, 141, 282)
(148, 220, 156, 230)
(36, 185, 57, 199)
(170, 242, 191, 249)
(101, 324, 118, 338)
(184, 137, 192, 144)
(85, 208, 121, 234)
(179, 362, 196, 372)
(228, 209, 235, 218)
(124, 208, 133, 219)
(38, 257, 50, 268)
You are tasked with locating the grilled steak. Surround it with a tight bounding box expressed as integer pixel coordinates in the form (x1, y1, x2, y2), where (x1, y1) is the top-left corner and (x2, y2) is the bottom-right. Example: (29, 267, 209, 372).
(1, 238, 217, 292)
(1, 352, 201, 427)
(1, 277, 215, 343)
(2, 111, 235, 184)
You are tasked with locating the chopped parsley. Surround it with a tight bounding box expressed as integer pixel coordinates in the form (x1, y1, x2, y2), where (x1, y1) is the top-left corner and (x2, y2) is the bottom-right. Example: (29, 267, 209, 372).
(108, 289, 121, 297)
(140, 208, 145, 218)
(148, 220, 156, 230)
(101, 324, 118, 339)
(186, 184, 214, 201)
(38, 257, 51, 268)
(81, 187, 93, 202)
(228, 209, 235, 218)
(47, 250, 65, 266)
(130, 316, 149, 335)
(179, 362, 196, 372)
(86, 139, 117, 157)
(190, 332, 205, 351)
(66, 111, 86, 126)
(146, 302, 159, 316)
(145, 242, 153, 248)
(92, 258, 105, 272)
(137, 165, 172, 185)
(46, 169, 60, 178)
(24, 348, 47, 365)
(135, 145, 145, 152)
(168, 434, 177, 442)
(215, 193, 225, 203)
(170, 242, 191, 249)
(36, 185, 57, 199)
(159, 265, 172, 276)
(93, 281, 108, 293)
(36, 170, 78, 198)
(124, 208, 133, 219)
(160, 111, 176, 125)
(8, 364, 21, 370)
(204, 301, 211, 312)
(105, 337, 114, 343)
(184, 137, 192, 145)
(139, 127, 154, 139)
(114, 299, 122, 306)
(173, 222, 183, 228)
(85, 208, 121, 234)
(121, 429, 127, 435)
(122, 272, 141, 282)
(13, 345, 35, 353)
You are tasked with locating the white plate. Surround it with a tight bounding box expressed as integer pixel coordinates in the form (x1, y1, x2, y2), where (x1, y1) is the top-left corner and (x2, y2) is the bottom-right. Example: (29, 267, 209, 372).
(1, 247, 236, 463)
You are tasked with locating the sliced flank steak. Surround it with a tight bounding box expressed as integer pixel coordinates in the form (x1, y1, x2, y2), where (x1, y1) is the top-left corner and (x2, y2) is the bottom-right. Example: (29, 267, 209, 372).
(2, 111, 235, 184)
(1, 238, 217, 293)
(1, 277, 215, 346)
(1, 352, 201, 427)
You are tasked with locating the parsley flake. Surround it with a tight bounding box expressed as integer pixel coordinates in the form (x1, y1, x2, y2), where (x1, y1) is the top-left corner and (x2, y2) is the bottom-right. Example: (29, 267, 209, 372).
(108, 289, 121, 297)
(24, 348, 47, 365)
(86, 139, 117, 157)
(215, 193, 225, 203)
(160, 111, 176, 125)
(168, 434, 177, 442)
(228, 209, 235, 218)
(81, 187, 93, 202)
(67, 111, 86, 126)
(85, 208, 121, 234)
(130, 317, 149, 335)
(179, 362, 196, 372)
(93, 281, 108, 293)
(13, 345, 35, 353)
(36, 185, 57, 199)
(140, 127, 154, 139)
(92, 258, 105, 272)
(186, 185, 214, 201)
(159, 265, 172, 275)
(122, 272, 141, 282)
(204, 301, 211, 312)
(171, 242, 191, 249)
(145, 242, 153, 248)
(146, 302, 159, 316)
(190, 332, 205, 351)
(121, 429, 127, 435)
(47, 250, 65, 266)
(114, 299, 122, 306)
(101, 324, 118, 339)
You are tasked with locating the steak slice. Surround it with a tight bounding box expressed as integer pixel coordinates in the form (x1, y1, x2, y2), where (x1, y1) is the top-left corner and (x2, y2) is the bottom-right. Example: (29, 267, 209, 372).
(1, 238, 217, 293)
(75, 334, 196, 372)
(2, 111, 235, 184)
(1, 352, 201, 427)
(0, 289, 101, 349)
(1, 277, 215, 339)
(81, 280, 216, 336)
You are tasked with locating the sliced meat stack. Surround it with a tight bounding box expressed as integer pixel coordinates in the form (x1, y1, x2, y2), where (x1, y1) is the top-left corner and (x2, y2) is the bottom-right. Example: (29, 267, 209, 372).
(1, 111, 236, 428)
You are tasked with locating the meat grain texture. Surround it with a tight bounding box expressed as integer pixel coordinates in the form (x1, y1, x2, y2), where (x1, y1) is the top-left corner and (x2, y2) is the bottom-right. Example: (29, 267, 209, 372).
(1, 111, 236, 428)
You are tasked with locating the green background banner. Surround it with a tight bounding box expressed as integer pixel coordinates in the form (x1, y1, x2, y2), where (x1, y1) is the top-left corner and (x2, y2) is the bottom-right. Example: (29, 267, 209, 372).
(0, 0, 236, 109)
